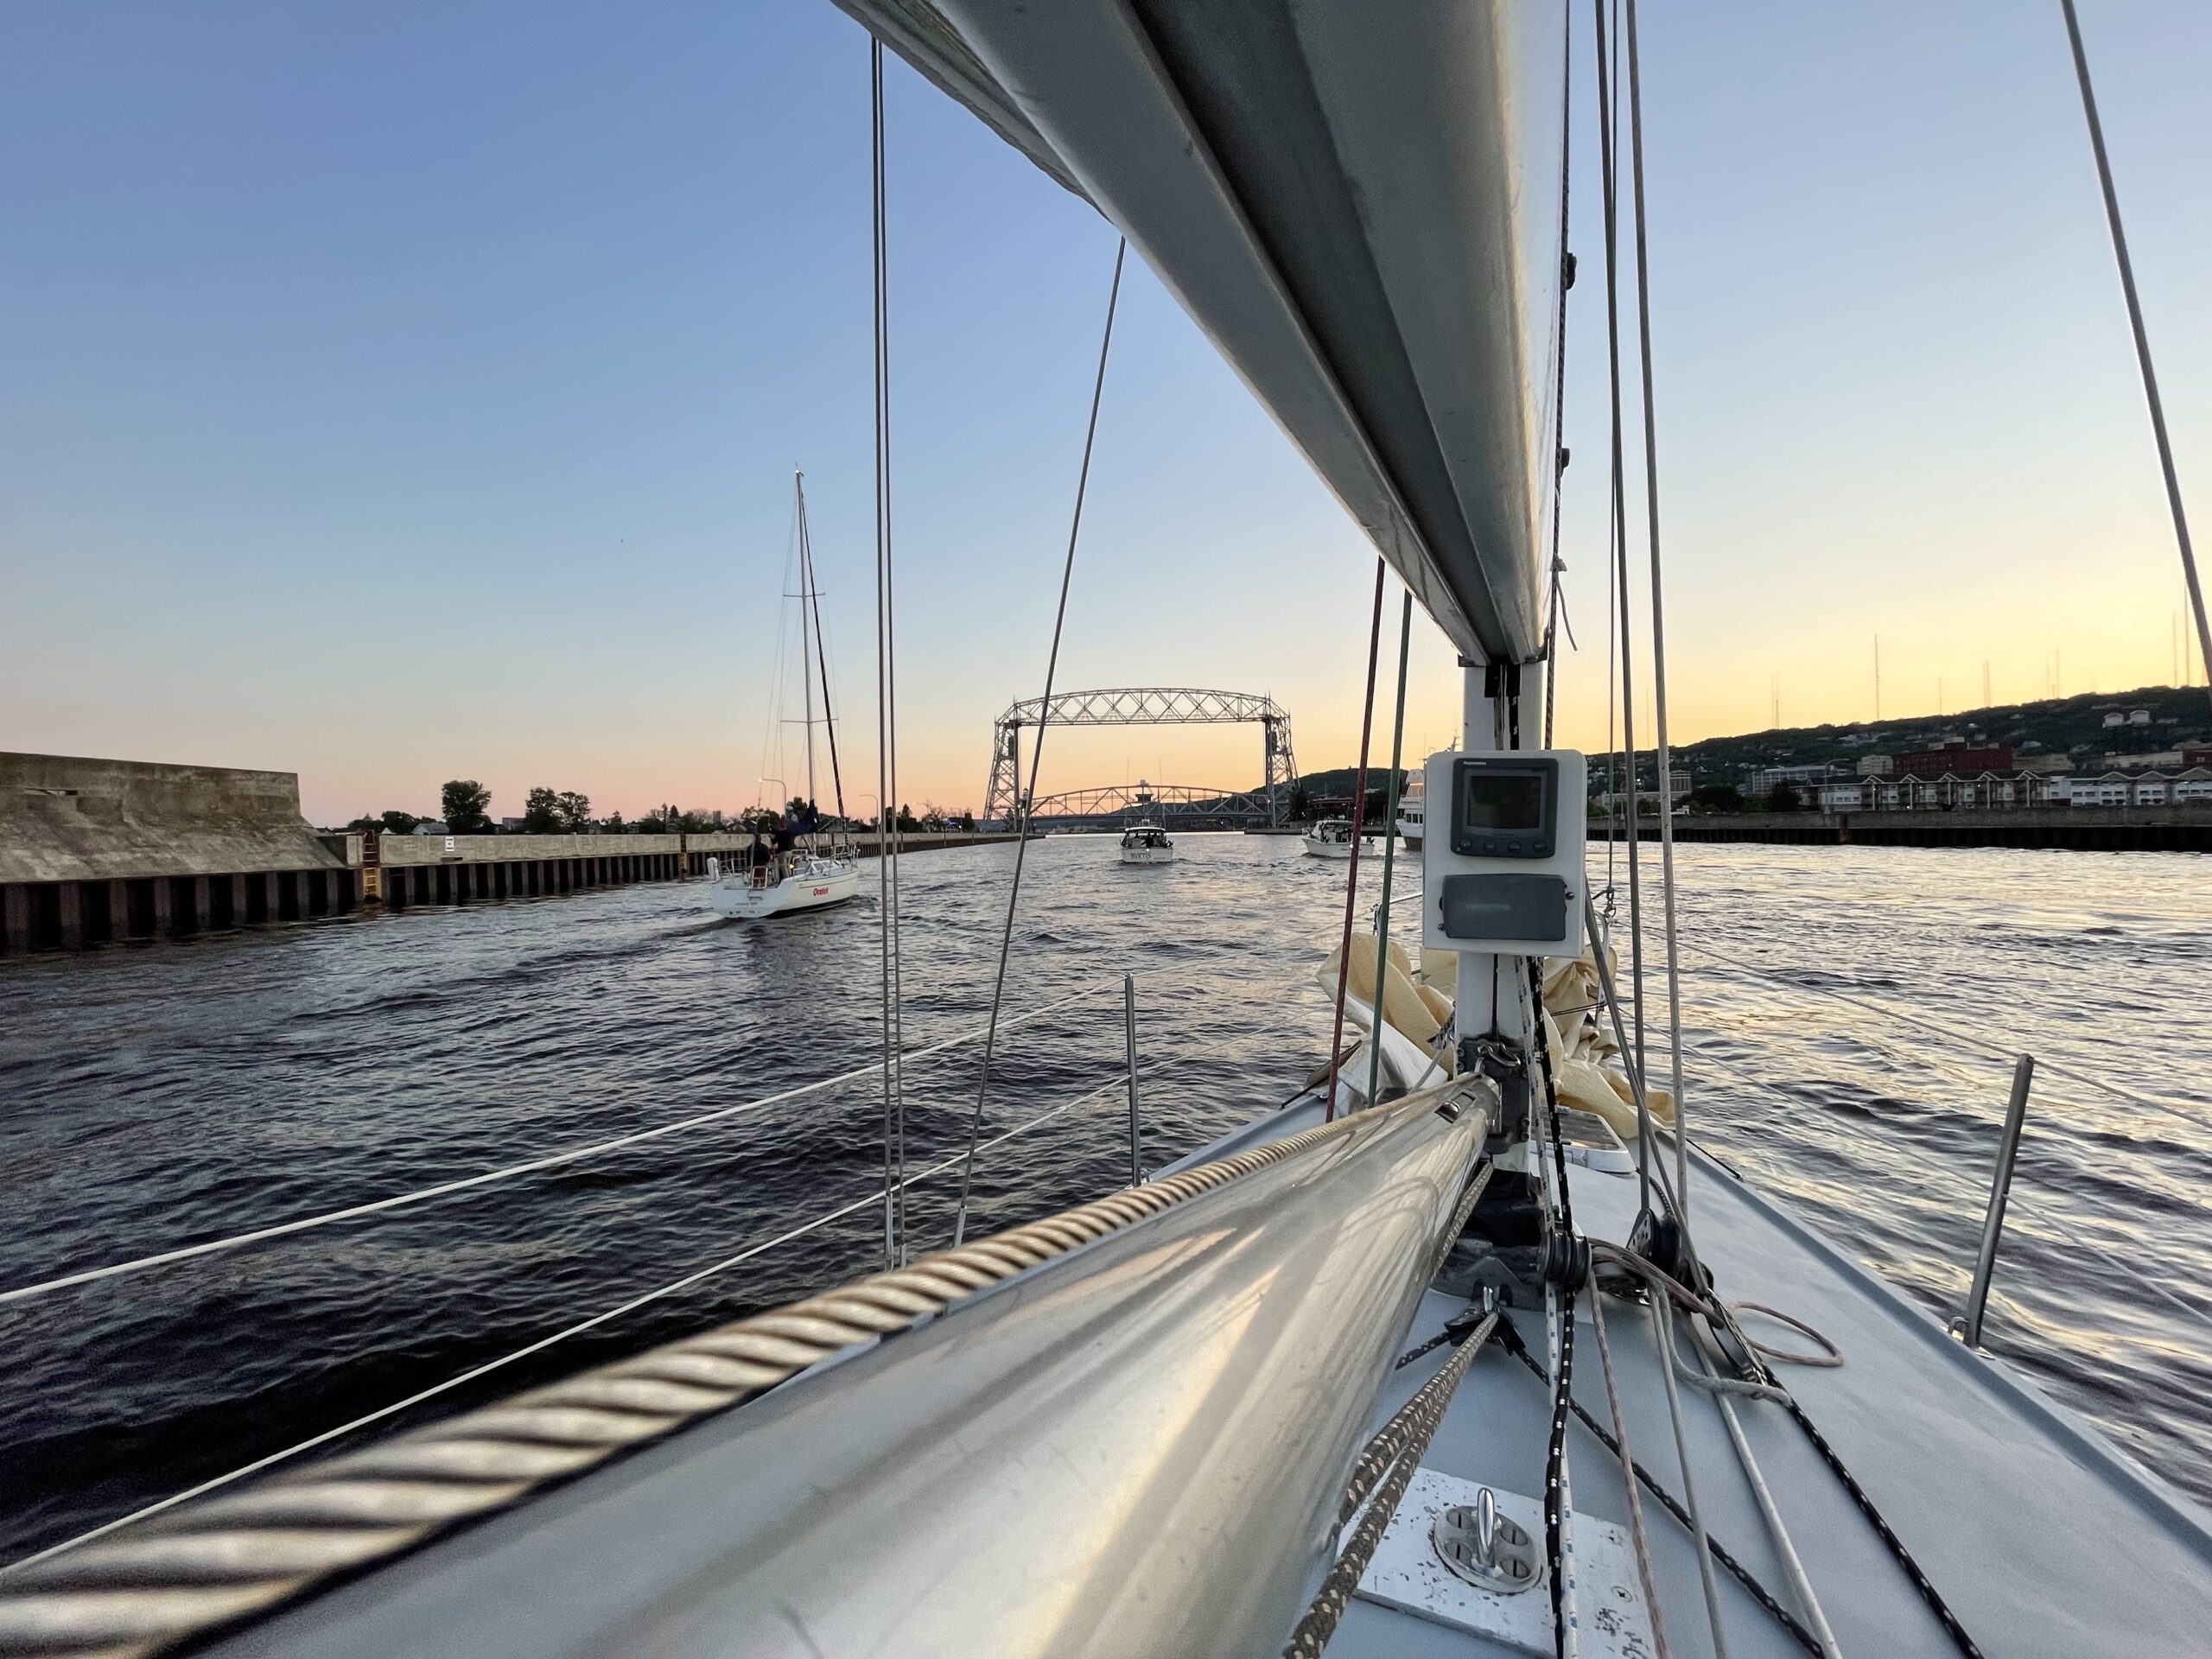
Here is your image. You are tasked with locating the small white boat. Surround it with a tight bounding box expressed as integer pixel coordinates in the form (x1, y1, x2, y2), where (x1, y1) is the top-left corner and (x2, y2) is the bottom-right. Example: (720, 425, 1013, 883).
(1302, 817, 1375, 859)
(1118, 822, 1174, 864)
(1396, 794, 1424, 851)
(706, 849, 861, 919)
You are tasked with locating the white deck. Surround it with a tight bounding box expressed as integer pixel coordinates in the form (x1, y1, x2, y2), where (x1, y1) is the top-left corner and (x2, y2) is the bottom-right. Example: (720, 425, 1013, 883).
(1226, 1100, 2212, 1658)
(197, 1089, 2212, 1659)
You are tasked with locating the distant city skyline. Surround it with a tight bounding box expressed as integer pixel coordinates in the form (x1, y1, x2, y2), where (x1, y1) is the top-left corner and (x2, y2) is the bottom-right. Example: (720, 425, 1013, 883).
(3, 2, 2205, 825)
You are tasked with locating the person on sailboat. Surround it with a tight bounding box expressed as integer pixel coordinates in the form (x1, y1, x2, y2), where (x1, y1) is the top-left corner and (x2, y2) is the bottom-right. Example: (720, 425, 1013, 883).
(747, 831, 773, 887)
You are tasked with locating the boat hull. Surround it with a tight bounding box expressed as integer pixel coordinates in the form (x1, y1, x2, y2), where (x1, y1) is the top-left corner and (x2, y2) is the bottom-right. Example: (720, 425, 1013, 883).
(707, 863, 860, 920)
(1119, 847, 1175, 865)
(1303, 836, 1375, 859)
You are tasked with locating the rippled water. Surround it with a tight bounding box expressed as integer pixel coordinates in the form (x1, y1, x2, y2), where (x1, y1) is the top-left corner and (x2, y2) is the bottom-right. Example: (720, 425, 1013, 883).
(3, 836, 2209, 1558)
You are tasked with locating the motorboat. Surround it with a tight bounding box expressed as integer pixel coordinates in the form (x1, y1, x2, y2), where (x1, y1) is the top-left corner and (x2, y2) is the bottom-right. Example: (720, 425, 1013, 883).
(1117, 821, 1174, 864)
(1397, 791, 1425, 852)
(1305, 816, 1376, 859)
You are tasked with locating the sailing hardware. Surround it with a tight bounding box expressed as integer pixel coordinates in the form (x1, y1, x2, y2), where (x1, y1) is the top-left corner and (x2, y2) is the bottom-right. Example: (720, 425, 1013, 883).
(1434, 1488, 1544, 1594)
(1422, 749, 1588, 957)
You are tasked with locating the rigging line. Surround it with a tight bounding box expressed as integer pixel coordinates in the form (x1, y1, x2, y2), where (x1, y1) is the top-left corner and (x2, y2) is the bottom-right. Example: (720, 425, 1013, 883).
(1623, 0, 1694, 1247)
(1496, 1322, 1822, 1656)
(799, 476, 849, 823)
(1283, 1312, 1503, 1659)
(2061, 0, 2211, 720)
(1363, 589, 1415, 1115)
(0, 985, 1109, 1308)
(1524, 963, 1580, 1659)
(1588, 1287, 1673, 1659)
(1542, 1, 1574, 754)
(1581, 893, 1660, 1223)
(1679, 1319, 1845, 1656)
(8, 1069, 1148, 1577)
(1324, 558, 1390, 1124)
(948, 235, 1129, 1249)
(1593, 0, 1648, 1082)
(1649, 1263, 1735, 1658)
(870, 36, 906, 1268)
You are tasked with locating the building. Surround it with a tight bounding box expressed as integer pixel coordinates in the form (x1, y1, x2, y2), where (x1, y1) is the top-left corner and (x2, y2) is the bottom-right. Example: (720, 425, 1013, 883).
(1894, 744, 2012, 779)
(2106, 750, 2185, 771)
(1855, 754, 1894, 777)
(1745, 763, 1835, 798)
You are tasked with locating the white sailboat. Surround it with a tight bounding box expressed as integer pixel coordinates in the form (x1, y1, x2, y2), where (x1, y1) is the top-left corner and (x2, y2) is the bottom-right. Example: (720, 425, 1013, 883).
(21, 10, 2212, 1659)
(706, 471, 860, 922)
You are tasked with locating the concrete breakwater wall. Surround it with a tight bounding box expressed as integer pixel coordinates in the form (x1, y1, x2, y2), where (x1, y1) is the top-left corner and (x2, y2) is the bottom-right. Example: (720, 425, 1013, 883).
(1589, 804, 2212, 852)
(1, 753, 1017, 956)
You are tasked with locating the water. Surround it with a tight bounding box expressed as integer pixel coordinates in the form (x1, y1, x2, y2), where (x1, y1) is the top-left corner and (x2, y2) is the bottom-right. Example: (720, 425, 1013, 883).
(3, 836, 2209, 1560)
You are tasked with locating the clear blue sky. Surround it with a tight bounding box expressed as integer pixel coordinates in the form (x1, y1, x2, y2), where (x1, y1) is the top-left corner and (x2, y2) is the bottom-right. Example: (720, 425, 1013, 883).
(2, 2, 2206, 823)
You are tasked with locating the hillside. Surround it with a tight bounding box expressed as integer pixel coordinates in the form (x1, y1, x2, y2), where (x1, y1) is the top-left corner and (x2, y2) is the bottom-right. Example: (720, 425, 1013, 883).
(1666, 683, 2209, 785)
(1275, 684, 2210, 796)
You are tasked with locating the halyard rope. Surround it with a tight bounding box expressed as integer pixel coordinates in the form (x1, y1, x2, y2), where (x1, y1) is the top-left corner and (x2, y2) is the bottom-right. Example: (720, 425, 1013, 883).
(1323, 558, 1389, 1122)
(948, 234, 1127, 1249)
(0, 1088, 1428, 1659)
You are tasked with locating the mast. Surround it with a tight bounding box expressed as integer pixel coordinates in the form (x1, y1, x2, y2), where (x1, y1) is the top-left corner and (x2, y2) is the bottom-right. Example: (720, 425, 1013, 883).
(798, 474, 849, 831)
(796, 471, 818, 827)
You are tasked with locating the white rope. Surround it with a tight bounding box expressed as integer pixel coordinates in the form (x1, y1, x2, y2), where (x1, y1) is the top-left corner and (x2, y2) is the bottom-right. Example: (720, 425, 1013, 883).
(949, 235, 1127, 1249)
(870, 35, 908, 1269)
(0, 986, 1107, 1307)
(1623, 0, 1695, 1248)
(6, 1063, 1160, 1574)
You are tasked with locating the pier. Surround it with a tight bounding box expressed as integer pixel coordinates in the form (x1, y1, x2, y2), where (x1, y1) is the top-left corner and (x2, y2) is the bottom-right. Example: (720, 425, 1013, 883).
(1591, 805, 2212, 853)
(0, 753, 1017, 956)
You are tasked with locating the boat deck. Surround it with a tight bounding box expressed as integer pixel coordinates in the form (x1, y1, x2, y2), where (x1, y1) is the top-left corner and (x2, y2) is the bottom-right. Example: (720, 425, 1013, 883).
(189, 1087, 2212, 1659)
(1307, 1102, 2212, 1657)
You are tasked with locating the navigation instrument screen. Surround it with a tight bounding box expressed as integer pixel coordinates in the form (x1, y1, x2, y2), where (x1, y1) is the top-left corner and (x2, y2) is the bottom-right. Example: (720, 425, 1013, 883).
(1462, 772, 1545, 832)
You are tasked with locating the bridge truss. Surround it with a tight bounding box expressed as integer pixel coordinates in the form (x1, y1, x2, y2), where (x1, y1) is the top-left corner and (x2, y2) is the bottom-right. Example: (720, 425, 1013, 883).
(1024, 783, 1276, 826)
(983, 688, 1297, 826)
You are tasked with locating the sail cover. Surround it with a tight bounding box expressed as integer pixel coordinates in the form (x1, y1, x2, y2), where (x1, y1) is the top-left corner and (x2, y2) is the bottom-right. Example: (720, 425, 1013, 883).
(838, 0, 1568, 664)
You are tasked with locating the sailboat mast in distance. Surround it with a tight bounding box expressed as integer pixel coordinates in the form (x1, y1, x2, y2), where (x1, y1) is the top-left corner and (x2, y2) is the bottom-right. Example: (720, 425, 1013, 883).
(796, 471, 817, 817)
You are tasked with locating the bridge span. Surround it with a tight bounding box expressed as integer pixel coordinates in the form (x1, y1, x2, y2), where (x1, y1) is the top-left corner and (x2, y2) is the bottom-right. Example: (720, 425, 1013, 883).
(984, 688, 1297, 826)
(1023, 783, 1279, 830)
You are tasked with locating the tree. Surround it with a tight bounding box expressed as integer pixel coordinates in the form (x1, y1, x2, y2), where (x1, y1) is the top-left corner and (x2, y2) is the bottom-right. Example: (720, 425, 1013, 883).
(1688, 783, 1745, 815)
(1766, 781, 1802, 812)
(895, 802, 921, 831)
(956, 810, 976, 833)
(441, 779, 493, 835)
(919, 801, 949, 830)
(376, 810, 423, 836)
(556, 791, 592, 831)
(605, 810, 626, 832)
(523, 787, 563, 833)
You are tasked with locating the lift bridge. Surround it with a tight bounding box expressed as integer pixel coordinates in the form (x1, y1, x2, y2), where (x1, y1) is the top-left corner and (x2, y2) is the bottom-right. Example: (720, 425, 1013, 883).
(984, 688, 1298, 828)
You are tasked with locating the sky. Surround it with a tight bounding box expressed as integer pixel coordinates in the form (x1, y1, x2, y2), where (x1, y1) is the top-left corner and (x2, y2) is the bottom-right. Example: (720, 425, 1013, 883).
(2, 2, 2206, 825)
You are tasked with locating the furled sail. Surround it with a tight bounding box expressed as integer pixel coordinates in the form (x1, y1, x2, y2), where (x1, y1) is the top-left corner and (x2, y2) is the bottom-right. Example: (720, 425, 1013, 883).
(837, 0, 1568, 664)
